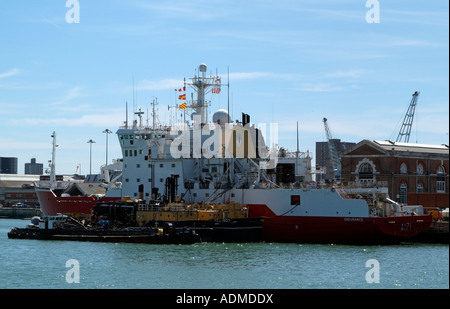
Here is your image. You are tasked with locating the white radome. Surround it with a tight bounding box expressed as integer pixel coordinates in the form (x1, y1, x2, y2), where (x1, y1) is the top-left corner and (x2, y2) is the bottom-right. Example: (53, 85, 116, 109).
(212, 109, 231, 124)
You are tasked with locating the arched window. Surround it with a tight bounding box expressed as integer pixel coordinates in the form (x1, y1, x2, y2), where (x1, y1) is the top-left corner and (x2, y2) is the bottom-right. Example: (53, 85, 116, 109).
(400, 163, 408, 174)
(355, 158, 377, 185)
(358, 162, 373, 179)
(416, 163, 424, 175)
(437, 166, 446, 193)
(399, 182, 408, 204)
(416, 182, 424, 193)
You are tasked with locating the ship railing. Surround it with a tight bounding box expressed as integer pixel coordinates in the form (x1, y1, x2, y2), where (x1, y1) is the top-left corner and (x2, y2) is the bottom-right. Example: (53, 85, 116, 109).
(118, 124, 172, 132)
(278, 151, 312, 159)
(345, 181, 389, 188)
(137, 203, 157, 212)
(34, 180, 72, 190)
(335, 187, 353, 199)
(137, 203, 200, 212)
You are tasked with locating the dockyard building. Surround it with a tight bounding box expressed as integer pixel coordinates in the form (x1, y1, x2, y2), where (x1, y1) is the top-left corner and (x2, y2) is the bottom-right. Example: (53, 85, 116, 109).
(0, 157, 18, 174)
(24, 158, 44, 175)
(0, 174, 40, 207)
(315, 139, 355, 183)
(340, 140, 449, 209)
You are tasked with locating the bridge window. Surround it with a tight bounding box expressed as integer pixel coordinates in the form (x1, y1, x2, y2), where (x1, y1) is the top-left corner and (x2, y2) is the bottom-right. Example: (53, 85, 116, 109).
(291, 195, 300, 205)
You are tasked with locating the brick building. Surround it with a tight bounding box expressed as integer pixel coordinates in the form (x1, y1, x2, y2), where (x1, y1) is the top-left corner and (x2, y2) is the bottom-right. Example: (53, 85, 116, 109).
(340, 140, 449, 208)
(315, 139, 355, 183)
(0, 174, 40, 207)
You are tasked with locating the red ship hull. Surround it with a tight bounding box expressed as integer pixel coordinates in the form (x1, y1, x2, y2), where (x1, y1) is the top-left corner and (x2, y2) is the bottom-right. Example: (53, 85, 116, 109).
(35, 187, 120, 216)
(36, 187, 433, 243)
(260, 213, 432, 244)
(248, 204, 433, 244)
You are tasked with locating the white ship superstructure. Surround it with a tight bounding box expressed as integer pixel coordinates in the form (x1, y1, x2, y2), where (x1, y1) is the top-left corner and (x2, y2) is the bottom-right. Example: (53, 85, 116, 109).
(117, 63, 313, 204)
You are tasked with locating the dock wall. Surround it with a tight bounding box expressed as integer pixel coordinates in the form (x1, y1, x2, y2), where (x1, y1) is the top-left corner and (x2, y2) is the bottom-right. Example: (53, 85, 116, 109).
(0, 207, 43, 219)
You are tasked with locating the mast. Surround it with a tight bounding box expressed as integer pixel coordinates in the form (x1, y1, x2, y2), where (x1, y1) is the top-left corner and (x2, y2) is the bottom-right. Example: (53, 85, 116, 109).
(227, 66, 230, 123)
(50, 131, 56, 182)
(296, 121, 299, 158)
(125, 101, 128, 128)
(187, 63, 221, 124)
(151, 97, 158, 130)
(135, 108, 144, 129)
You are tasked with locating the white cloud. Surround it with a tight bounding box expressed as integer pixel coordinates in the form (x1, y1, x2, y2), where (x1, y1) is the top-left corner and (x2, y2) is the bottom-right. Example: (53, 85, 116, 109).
(384, 40, 439, 48)
(23, 17, 65, 27)
(10, 110, 125, 128)
(51, 87, 82, 106)
(228, 72, 272, 80)
(291, 7, 363, 21)
(135, 1, 228, 22)
(0, 137, 49, 150)
(223, 72, 297, 81)
(137, 78, 183, 91)
(299, 83, 343, 92)
(0, 68, 20, 79)
(324, 70, 365, 79)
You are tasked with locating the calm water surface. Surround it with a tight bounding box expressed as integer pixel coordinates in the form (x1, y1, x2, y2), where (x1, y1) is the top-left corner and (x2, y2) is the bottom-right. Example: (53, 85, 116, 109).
(0, 219, 448, 289)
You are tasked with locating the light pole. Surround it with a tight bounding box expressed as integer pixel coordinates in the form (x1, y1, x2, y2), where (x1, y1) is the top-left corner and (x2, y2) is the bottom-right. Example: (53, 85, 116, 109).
(87, 139, 95, 176)
(103, 129, 112, 167)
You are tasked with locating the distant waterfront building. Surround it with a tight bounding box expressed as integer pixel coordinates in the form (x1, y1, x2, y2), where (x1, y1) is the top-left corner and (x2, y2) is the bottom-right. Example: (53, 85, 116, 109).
(0, 157, 18, 174)
(315, 139, 355, 183)
(0, 174, 40, 207)
(25, 158, 44, 175)
(340, 140, 449, 208)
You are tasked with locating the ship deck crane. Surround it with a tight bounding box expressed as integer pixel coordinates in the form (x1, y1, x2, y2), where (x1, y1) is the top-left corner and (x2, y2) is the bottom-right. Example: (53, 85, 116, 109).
(323, 118, 341, 183)
(396, 91, 419, 143)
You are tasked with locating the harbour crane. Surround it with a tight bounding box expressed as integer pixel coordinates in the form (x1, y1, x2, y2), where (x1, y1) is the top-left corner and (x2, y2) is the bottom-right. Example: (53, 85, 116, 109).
(323, 118, 341, 183)
(396, 91, 419, 143)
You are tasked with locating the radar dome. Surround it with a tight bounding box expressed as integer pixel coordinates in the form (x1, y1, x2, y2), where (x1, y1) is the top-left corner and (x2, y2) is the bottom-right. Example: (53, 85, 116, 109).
(199, 63, 207, 73)
(212, 109, 231, 124)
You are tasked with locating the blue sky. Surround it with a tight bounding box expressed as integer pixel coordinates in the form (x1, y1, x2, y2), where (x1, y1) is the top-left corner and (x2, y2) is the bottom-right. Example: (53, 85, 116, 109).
(0, 0, 448, 175)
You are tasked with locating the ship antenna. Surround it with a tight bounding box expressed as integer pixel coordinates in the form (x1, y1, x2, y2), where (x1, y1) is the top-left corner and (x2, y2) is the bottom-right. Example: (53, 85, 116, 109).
(227, 66, 232, 185)
(296, 121, 299, 158)
(50, 131, 57, 182)
(125, 101, 128, 128)
(227, 66, 230, 122)
(151, 97, 159, 130)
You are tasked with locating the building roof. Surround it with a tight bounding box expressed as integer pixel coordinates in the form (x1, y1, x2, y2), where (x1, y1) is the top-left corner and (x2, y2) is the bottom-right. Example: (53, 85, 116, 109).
(342, 140, 449, 157)
(374, 140, 449, 154)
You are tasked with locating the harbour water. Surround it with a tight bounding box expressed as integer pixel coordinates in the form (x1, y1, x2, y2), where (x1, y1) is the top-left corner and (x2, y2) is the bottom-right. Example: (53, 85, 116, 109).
(0, 219, 448, 289)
